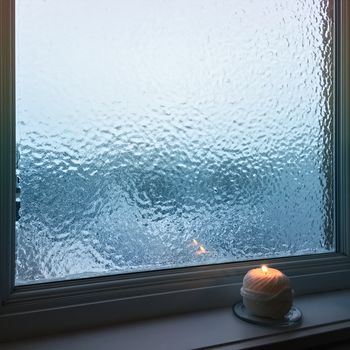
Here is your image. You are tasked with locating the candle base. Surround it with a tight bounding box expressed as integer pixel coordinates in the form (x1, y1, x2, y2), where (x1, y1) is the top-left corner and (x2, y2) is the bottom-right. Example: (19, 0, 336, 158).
(233, 302, 302, 328)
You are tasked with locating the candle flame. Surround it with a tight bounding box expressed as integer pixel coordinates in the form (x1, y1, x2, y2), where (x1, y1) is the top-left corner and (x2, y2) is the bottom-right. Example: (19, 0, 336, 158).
(261, 265, 268, 274)
(195, 245, 208, 256)
(191, 239, 199, 246)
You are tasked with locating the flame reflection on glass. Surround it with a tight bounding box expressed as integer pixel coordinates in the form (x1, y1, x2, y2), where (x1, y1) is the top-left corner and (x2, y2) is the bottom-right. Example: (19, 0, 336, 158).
(191, 239, 199, 246)
(195, 245, 208, 256)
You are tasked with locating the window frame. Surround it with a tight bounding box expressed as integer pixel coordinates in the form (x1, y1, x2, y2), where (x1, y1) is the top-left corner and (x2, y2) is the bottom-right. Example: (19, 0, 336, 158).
(0, 0, 349, 342)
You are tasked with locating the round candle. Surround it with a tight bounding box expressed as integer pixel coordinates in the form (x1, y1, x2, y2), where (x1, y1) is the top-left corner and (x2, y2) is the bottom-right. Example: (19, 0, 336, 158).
(240, 265, 293, 319)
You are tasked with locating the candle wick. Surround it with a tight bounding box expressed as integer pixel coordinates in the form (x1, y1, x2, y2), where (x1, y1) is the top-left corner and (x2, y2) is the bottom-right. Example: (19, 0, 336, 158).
(261, 265, 268, 274)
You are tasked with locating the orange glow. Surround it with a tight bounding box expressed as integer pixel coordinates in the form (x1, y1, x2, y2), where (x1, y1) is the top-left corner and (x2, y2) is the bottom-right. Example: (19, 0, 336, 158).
(191, 239, 199, 246)
(261, 265, 268, 274)
(195, 245, 208, 256)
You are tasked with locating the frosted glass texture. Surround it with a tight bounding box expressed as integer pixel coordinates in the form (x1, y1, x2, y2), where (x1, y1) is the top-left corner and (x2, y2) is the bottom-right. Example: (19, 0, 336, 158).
(16, 0, 334, 284)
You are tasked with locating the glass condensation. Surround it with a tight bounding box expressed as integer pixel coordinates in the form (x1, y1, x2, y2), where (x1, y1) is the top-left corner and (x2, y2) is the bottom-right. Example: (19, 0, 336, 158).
(15, 0, 334, 284)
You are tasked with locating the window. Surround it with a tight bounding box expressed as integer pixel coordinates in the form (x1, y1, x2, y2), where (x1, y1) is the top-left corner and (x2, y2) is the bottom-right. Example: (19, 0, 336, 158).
(0, 0, 349, 341)
(16, 0, 335, 284)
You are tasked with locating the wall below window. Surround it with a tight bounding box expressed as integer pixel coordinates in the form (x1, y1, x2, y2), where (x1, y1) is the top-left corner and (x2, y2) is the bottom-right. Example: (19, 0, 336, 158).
(1, 290, 350, 350)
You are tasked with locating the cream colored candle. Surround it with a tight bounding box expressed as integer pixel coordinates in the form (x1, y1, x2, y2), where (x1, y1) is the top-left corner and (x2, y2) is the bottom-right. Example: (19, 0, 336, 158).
(240, 265, 293, 319)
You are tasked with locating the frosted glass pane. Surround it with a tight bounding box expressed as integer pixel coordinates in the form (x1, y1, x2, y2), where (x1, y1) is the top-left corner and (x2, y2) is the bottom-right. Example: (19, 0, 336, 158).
(15, 0, 334, 284)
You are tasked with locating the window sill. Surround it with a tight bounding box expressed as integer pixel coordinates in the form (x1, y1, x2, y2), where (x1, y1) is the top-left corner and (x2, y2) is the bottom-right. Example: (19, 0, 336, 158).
(1, 289, 350, 350)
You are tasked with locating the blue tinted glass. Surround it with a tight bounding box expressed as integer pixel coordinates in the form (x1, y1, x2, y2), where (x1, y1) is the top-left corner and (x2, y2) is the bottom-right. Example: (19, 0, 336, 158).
(16, 0, 334, 284)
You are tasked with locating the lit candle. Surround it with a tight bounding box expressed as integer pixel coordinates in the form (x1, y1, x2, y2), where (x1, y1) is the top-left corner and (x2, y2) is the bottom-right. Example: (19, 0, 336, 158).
(240, 265, 293, 319)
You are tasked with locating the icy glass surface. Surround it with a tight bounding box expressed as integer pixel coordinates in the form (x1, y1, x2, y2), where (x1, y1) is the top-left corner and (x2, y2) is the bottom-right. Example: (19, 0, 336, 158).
(15, 0, 334, 284)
